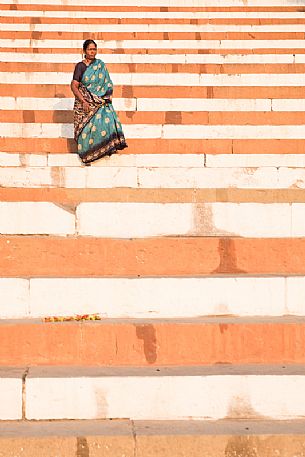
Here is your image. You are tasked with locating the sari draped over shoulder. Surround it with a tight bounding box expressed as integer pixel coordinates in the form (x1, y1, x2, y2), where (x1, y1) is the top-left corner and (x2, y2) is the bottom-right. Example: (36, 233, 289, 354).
(74, 58, 127, 164)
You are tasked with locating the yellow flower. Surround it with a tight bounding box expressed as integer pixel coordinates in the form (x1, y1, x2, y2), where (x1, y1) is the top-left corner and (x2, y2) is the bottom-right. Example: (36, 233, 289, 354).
(78, 144, 82, 150)
(82, 133, 87, 139)
(92, 125, 96, 132)
(96, 113, 101, 119)
(89, 123, 93, 128)
(93, 66, 97, 70)
(101, 130, 106, 137)
(99, 73, 103, 79)
(89, 139, 94, 144)
(105, 118, 110, 124)
(91, 75, 95, 81)
(85, 76, 89, 81)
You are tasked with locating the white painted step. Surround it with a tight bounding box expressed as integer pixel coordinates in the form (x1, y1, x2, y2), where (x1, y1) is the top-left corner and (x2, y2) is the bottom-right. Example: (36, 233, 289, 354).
(0, 0, 303, 6)
(0, 97, 279, 112)
(0, 369, 23, 421)
(3, 24, 305, 32)
(1, 40, 304, 50)
(3, 153, 305, 169)
(1, 276, 305, 320)
(1, 166, 305, 189)
(0, 53, 299, 64)
(0, 11, 304, 18)
(3, 97, 304, 112)
(2, 72, 304, 86)
(24, 366, 305, 421)
(2, 123, 305, 139)
(2, 201, 305, 238)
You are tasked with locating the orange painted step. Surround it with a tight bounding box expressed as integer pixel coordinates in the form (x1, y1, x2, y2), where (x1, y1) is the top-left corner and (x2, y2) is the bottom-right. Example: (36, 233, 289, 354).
(0, 320, 304, 367)
(1, 236, 305, 277)
(1, 62, 305, 74)
(1, 31, 304, 41)
(1, 138, 304, 155)
(1, 188, 304, 205)
(2, 47, 305, 55)
(2, 17, 305, 25)
(2, 111, 305, 126)
(1, 84, 304, 99)
(0, 5, 303, 12)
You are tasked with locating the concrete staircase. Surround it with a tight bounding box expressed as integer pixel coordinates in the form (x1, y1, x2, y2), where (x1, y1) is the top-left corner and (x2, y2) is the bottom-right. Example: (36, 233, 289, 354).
(1, 0, 305, 455)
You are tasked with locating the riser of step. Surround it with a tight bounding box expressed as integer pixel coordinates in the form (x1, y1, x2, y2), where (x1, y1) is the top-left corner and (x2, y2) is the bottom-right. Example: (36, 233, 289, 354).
(2, 85, 304, 98)
(1, 236, 305, 276)
(3, 32, 305, 41)
(3, 188, 305, 204)
(4, 23, 305, 31)
(1, 166, 305, 189)
(1, 201, 305, 238)
(3, 98, 305, 111)
(2, 420, 305, 457)
(3, 39, 305, 50)
(3, 72, 305, 85)
(2, 53, 304, 63)
(2, 138, 304, 154)
(1, 365, 305, 421)
(1, 9, 305, 16)
(0, 0, 303, 7)
(1, 320, 305, 366)
(1, 276, 303, 319)
(2, 152, 305, 168)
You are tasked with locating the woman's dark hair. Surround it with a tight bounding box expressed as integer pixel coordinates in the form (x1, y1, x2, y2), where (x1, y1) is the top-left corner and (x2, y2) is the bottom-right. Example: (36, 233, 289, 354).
(83, 39, 97, 52)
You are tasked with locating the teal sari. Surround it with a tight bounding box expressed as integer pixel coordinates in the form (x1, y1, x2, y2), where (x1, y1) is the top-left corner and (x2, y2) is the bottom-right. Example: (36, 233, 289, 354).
(74, 58, 127, 164)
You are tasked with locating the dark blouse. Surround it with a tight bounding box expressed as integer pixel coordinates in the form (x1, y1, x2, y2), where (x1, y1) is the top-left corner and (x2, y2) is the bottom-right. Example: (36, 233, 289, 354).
(73, 61, 91, 82)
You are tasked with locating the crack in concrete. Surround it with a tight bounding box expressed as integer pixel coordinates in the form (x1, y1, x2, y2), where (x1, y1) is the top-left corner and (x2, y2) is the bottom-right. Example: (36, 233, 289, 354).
(131, 420, 137, 457)
(22, 367, 30, 420)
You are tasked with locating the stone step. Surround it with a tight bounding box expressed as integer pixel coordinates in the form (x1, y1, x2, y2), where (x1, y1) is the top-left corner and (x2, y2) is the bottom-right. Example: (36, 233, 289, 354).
(1, 152, 305, 168)
(3, 97, 305, 112)
(4, 138, 303, 154)
(5, 112, 305, 126)
(1, 201, 305, 238)
(1, 186, 305, 204)
(0, 52, 302, 63)
(4, 23, 305, 32)
(2, 39, 305, 50)
(0, 0, 303, 7)
(1, 84, 302, 98)
(0, 276, 301, 320)
(3, 62, 305, 73)
(0, 236, 304, 277)
(3, 32, 305, 41)
(3, 47, 305, 54)
(10, 365, 305, 420)
(2, 14, 305, 22)
(0, 318, 305, 367)
(0, 165, 304, 189)
(1, 8, 305, 18)
(2, 419, 305, 457)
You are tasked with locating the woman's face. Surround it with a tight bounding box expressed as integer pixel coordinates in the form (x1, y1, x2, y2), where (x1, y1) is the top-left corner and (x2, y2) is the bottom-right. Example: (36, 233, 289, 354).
(85, 43, 97, 60)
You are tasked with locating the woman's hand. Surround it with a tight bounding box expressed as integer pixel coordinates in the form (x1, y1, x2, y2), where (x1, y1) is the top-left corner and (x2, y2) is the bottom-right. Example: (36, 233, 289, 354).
(82, 101, 90, 112)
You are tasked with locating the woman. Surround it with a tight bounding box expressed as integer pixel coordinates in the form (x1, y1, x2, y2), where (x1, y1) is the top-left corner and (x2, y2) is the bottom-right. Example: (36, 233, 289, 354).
(71, 39, 127, 165)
